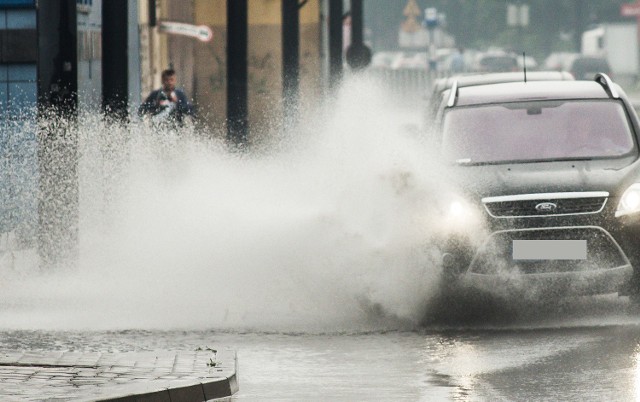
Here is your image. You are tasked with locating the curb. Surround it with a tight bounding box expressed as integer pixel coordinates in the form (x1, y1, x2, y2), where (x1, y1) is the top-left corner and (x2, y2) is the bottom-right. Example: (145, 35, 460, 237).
(0, 349, 238, 401)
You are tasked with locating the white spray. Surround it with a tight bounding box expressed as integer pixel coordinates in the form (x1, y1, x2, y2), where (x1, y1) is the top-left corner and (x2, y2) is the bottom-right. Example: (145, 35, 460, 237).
(0, 76, 467, 332)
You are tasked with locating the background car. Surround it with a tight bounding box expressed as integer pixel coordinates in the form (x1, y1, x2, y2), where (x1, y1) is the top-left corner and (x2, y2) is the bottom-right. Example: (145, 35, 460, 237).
(544, 52, 612, 80)
(473, 50, 519, 73)
(543, 51, 580, 71)
(569, 55, 612, 80)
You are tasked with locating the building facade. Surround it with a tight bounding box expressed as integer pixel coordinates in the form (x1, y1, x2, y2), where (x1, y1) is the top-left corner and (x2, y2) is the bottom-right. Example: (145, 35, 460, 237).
(192, 0, 323, 137)
(0, 0, 38, 246)
(0, 0, 326, 265)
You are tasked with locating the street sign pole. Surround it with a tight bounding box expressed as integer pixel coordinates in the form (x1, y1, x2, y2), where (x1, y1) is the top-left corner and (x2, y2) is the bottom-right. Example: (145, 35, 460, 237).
(424, 7, 438, 79)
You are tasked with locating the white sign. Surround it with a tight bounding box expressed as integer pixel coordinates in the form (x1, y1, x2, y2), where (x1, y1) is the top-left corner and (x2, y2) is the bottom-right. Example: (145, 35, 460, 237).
(424, 7, 438, 27)
(425, 7, 437, 22)
(399, 29, 428, 48)
(507, 4, 529, 27)
(76, 0, 92, 14)
(158, 21, 213, 42)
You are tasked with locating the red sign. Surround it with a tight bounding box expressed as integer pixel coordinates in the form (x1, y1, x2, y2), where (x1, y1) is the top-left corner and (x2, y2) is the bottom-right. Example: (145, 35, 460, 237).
(621, 2, 640, 17)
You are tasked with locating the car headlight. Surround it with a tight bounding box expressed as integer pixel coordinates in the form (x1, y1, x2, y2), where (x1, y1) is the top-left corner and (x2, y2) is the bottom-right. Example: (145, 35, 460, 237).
(443, 198, 482, 230)
(448, 200, 472, 220)
(616, 183, 640, 217)
(433, 196, 487, 240)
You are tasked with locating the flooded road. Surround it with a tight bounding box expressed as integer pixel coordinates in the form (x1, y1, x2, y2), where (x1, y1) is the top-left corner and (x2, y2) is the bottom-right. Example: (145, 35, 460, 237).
(4, 304, 640, 401)
(225, 322, 640, 400)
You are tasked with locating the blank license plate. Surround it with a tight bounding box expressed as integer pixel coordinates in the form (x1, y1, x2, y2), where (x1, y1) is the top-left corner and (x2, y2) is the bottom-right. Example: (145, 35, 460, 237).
(512, 240, 587, 260)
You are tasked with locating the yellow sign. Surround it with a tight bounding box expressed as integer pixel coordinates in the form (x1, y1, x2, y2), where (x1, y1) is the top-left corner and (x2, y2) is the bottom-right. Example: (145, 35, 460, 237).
(401, 0, 422, 33)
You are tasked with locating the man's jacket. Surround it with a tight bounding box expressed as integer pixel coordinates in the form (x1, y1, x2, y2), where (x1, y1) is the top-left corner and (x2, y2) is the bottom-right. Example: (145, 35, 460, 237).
(138, 89, 195, 124)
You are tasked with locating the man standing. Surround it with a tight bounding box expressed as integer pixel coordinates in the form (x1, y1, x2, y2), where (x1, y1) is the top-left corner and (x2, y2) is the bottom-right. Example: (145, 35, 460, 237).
(450, 47, 465, 74)
(138, 68, 195, 126)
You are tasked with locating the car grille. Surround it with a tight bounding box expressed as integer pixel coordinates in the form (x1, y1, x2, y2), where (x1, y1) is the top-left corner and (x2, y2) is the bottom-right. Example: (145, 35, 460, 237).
(468, 226, 628, 275)
(482, 192, 608, 218)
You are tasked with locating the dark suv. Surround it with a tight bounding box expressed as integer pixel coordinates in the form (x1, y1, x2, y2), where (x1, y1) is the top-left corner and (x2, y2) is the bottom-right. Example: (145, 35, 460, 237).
(434, 74, 640, 300)
(569, 56, 612, 81)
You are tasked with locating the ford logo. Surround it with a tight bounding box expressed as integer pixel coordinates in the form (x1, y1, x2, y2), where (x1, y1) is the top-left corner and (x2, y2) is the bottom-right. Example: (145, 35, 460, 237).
(535, 202, 558, 213)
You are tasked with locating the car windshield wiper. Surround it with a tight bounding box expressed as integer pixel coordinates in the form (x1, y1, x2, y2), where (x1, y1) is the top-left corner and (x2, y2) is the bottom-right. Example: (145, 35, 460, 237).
(551, 156, 597, 162)
(453, 159, 498, 166)
(454, 156, 597, 166)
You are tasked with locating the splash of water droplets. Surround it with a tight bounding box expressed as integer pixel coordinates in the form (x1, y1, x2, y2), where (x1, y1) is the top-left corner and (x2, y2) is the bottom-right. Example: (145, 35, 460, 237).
(0, 76, 464, 332)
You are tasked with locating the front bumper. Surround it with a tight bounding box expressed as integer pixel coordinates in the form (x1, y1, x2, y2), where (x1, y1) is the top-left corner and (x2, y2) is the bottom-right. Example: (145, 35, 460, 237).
(445, 225, 635, 298)
(459, 263, 633, 299)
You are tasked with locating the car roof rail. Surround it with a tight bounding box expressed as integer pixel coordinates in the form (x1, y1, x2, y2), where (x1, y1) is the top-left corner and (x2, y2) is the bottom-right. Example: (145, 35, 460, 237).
(447, 80, 459, 107)
(595, 73, 619, 99)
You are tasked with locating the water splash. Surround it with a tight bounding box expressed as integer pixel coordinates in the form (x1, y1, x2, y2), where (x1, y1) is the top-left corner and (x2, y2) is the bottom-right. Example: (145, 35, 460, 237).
(0, 76, 468, 332)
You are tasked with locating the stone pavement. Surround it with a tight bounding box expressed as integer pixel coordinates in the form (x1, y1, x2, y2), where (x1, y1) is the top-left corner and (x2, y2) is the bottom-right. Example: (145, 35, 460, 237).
(0, 348, 238, 401)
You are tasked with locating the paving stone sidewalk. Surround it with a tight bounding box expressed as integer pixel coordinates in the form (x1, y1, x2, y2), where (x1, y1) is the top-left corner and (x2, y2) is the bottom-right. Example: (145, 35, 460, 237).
(0, 348, 238, 401)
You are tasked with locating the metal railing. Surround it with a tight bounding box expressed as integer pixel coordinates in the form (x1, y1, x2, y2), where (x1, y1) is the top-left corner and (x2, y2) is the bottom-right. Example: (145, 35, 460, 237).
(365, 67, 431, 106)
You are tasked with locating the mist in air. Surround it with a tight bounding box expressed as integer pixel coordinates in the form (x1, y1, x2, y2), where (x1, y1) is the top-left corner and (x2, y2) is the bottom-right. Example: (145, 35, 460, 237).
(0, 76, 469, 332)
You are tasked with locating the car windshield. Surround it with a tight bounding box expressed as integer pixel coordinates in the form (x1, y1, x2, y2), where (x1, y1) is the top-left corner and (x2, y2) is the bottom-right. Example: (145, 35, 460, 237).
(442, 100, 636, 164)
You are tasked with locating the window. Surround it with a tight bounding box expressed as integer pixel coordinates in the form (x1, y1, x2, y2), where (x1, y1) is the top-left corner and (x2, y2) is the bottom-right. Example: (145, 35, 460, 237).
(0, 63, 36, 120)
(0, 0, 35, 8)
(0, 6, 37, 239)
(0, 63, 37, 238)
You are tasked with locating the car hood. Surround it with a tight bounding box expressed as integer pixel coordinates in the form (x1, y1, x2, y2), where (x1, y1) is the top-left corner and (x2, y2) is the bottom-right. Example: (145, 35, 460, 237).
(453, 156, 640, 200)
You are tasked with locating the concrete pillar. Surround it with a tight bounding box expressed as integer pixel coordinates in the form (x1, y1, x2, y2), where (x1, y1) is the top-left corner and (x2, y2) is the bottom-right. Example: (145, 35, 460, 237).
(345, 0, 371, 71)
(328, 0, 343, 90)
(36, 0, 79, 269)
(226, 0, 248, 146)
(282, 0, 300, 128)
(102, 0, 129, 121)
